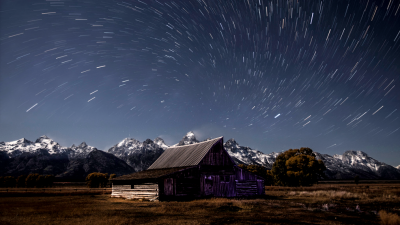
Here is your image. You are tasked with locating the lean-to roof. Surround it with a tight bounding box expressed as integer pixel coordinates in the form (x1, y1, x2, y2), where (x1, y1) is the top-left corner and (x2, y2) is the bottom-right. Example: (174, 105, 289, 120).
(112, 166, 193, 180)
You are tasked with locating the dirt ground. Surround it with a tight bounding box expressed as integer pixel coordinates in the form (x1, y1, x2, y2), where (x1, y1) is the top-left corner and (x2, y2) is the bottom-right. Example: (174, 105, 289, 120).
(0, 182, 399, 225)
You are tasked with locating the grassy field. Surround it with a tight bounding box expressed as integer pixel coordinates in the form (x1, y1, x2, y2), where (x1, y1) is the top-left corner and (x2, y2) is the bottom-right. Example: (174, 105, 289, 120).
(0, 182, 400, 225)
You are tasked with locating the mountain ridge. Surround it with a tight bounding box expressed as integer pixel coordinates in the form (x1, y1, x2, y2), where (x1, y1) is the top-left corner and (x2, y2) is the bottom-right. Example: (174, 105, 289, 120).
(1, 133, 399, 180)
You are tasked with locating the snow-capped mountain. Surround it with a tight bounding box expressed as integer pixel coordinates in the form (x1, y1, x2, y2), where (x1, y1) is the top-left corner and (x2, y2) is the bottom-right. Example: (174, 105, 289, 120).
(107, 138, 165, 171)
(108, 137, 167, 157)
(396, 165, 400, 170)
(315, 151, 400, 179)
(68, 142, 98, 158)
(0, 135, 97, 159)
(224, 138, 279, 168)
(0, 136, 133, 179)
(177, 131, 199, 146)
(0, 135, 66, 157)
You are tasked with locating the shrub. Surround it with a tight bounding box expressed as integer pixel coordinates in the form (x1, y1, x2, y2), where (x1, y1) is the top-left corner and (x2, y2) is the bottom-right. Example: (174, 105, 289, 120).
(380, 210, 400, 225)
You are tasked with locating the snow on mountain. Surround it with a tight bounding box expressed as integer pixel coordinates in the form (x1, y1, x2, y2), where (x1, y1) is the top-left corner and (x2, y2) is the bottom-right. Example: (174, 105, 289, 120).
(2, 133, 399, 179)
(223, 138, 279, 169)
(177, 131, 199, 146)
(107, 138, 165, 171)
(108, 137, 166, 157)
(0, 135, 65, 157)
(68, 142, 98, 158)
(154, 137, 169, 150)
(0, 136, 97, 158)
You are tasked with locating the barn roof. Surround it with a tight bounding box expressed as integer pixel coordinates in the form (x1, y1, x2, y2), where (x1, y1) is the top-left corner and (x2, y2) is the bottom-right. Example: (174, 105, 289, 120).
(147, 137, 223, 170)
(112, 166, 193, 180)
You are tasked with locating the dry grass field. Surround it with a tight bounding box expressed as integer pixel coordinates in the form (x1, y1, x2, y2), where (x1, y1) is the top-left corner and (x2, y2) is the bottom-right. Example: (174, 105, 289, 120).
(1, 182, 400, 225)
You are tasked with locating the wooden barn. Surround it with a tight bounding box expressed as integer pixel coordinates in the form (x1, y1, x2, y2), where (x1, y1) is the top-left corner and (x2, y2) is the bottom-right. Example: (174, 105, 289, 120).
(111, 137, 265, 200)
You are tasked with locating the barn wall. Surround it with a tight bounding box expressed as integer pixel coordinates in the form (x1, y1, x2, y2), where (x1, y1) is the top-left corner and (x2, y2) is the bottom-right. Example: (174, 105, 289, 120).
(234, 167, 265, 196)
(161, 167, 201, 198)
(111, 183, 159, 200)
(111, 184, 131, 198)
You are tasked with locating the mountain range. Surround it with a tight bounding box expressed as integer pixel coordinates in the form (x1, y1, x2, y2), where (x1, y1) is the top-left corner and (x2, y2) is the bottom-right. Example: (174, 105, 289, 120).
(1, 132, 399, 180)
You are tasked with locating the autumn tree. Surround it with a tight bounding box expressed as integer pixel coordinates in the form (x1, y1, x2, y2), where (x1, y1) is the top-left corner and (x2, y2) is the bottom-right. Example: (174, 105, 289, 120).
(26, 174, 40, 188)
(16, 175, 27, 187)
(85, 172, 109, 188)
(271, 148, 326, 186)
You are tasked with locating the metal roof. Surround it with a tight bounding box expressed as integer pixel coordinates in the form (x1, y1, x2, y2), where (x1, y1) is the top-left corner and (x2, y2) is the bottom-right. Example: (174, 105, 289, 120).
(147, 137, 223, 169)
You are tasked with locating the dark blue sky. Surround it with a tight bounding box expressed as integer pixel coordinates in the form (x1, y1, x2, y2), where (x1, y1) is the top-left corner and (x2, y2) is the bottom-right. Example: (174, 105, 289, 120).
(1, 0, 399, 166)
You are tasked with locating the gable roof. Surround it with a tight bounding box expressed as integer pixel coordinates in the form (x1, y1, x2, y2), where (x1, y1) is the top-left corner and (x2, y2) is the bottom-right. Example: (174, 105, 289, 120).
(147, 137, 223, 169)
(112, 166, 193, 180)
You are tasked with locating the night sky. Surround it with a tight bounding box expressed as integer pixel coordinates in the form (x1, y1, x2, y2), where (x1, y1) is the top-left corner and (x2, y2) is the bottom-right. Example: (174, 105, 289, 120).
(1, 0, 399, 166)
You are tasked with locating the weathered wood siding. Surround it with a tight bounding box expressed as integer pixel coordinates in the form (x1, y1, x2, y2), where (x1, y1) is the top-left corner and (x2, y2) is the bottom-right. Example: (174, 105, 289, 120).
(234, 167, 265, 197)
(111, 184, 131, 198)
(164, 178, 174, 195)
(111, 183, 158, 200)
(199, 139, 235, 166)
(236, 180, 258, 196)
(257, 179, 265, 195)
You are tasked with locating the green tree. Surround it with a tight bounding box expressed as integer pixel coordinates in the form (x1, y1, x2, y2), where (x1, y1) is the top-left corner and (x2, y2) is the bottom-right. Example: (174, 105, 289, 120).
(238, 164, 274, 186)
(271, 148, 326, 186)
(16, 175, 27, 187)
(26, 173, 40, 188)
(85, 172, 109, 188)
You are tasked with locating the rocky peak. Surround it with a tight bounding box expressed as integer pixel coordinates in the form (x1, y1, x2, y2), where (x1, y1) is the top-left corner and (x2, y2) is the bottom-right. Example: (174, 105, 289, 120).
(153, 137, 168, 150)
(178, 131, 199, 146)
(225, 138, 238, 147)
(117, 138, 140, 147)
(143, 139, 154, 145)
(78, 142, 88, 148)
(35, 135, 51, 143)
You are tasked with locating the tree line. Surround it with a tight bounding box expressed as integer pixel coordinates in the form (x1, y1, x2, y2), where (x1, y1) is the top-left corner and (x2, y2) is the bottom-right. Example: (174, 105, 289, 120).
(0, 174, 55, 188)
(0, 173, 117, 188)
(239, 147, 327, 187)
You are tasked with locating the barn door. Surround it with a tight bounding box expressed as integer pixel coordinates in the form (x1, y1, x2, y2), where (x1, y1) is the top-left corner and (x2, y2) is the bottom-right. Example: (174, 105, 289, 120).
(204, 176, 213, 196)
(164, 178, 174, 196)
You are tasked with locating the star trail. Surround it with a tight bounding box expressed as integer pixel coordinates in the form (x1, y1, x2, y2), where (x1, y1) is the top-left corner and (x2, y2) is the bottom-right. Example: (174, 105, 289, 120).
(0, 0, 399, 165)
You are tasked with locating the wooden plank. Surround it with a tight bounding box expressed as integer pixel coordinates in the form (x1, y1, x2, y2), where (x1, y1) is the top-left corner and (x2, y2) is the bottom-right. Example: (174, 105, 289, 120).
(122, 188, 158, 191)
